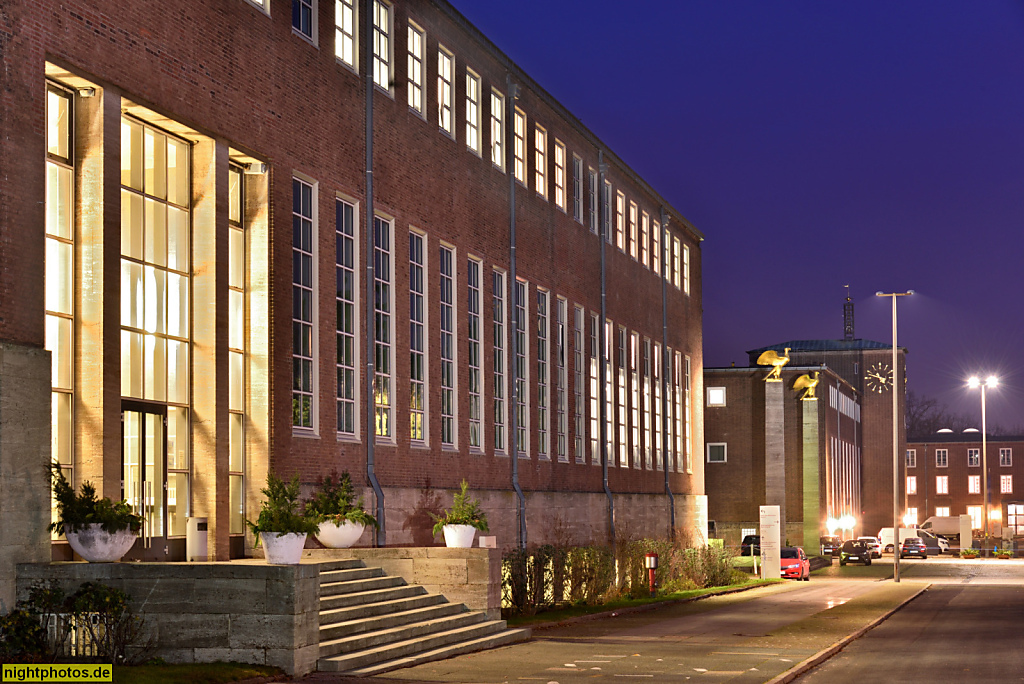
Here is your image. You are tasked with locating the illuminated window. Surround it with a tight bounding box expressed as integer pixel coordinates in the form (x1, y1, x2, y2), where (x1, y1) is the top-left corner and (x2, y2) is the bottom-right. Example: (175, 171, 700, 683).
(407, 23, 424, 113)
(291, 177, 315, 429)
(672, 237, 682, 288)
(906, 449, 917, 468)
(707, 387, 726, 407)
(639, 209, 649, 268)
(572, 154, 583, 223)
(438, 48, 453, 135)
(905, 507, 918, 526)
(936, 449, 948, 468)
(228, 166, 247, 535)
(293, 0, 316, 42)
(630, 333, 640, 469)
(683, 244, 690, 294)
(536, 289, 549, 459)
(707, 443, 727, 463)
(466, 70, 481, 154)
(515, 279, 529, 456)
(967, 506, 982, 529)
(573, 306, 585, 463)
(335, 0, 356, 67)
(628, 200, 637, 259)
(615, 191, 625, 251)
(372, 0, 391, 91)
(439, 245, 456, 447)
(652, 219, 661, 275)
(336, 199, 357, 436)
(490, 90, 504, 169)
(589, 313, 599, 463)
(604, 320, 614, 464)
(467, 258, 483, 449)
(654, 343, 662, 471)
(374, 217, 393, 438)
(555, 297, 568, 462)
(969, 475, 980, 494)
(1008, 504, 1024, 535)
(534, 125, 547, 199)
(968, 448, 980, 467)
(409, 231, 426, 443)
(643, 338, 652, 469)
(682, 352, 691, 473)
(906, 476, 917, 495)
(493, 270, 507, 452)
(936, 475, 949, 495)
(936, 507, 950, 517)
(1002, 475, 1013, 494)
(1001, 448, 1012, 467)
(513, 108, 526, 183)
(616, 327, 627, 468)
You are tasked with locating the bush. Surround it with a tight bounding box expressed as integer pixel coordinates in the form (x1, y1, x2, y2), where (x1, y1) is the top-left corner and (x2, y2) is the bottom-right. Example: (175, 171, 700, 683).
(502, 544, 615, 616)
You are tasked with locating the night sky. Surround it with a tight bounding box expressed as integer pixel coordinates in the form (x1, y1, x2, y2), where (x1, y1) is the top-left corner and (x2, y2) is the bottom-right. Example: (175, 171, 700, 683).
(452, 0, 1024, 431)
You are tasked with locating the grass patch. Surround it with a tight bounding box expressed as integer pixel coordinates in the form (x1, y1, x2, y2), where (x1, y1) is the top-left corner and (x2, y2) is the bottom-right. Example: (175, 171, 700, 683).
(113, 662, 282, 684)
(505, 579, 783, 628)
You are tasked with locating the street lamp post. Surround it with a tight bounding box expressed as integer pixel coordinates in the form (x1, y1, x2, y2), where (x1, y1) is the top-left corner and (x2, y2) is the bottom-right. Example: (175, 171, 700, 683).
(968, 375, 998, 556)
(877, 290, 913, 583)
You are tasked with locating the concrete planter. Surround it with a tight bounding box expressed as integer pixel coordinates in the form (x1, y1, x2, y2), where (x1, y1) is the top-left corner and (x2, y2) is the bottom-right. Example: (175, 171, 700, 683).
(316, 521, 364, 548)
(260, 532, 307, 564)
(65, 524, 137, 562)
(442, 524, 477, 548)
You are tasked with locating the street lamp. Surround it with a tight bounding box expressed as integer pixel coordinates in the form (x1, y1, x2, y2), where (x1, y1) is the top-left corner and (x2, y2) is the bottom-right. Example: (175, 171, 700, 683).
(968, 374, 998, 556)
(877, 290, 913, 582)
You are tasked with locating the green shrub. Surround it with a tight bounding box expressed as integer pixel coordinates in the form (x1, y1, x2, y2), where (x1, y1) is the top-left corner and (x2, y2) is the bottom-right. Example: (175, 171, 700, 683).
(246, 473, 319, 539)
(49, 463, 143, 536)
(431, 480, 489, 536)
(304, 470, 378, 528)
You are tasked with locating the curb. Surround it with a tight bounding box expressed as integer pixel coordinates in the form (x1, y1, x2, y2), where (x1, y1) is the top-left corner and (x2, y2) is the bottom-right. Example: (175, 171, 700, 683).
(764, 582, 930, 684)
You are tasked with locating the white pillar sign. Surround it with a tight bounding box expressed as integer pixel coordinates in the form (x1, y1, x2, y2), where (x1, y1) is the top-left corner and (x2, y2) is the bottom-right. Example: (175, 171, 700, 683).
(760, 505, 781, 579)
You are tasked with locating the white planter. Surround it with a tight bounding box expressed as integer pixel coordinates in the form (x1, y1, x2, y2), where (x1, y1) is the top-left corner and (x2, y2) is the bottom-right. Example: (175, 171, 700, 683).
(316, 520, 365, 548)
(442, 524, 478, 548)
(260, 532, 307, 565)
(65, 524, 137, 562)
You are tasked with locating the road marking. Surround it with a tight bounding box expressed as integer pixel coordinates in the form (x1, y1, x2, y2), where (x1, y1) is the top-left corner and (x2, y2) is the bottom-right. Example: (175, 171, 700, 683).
(613, 675, 654, 678)
(711, 651, 780, 656)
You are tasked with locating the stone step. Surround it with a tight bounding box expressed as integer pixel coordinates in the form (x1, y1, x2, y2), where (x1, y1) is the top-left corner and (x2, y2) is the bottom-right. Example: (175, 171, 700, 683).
(319, 601, 467, 642)
(326, 627, 532, 676)
(319, 609, 487, 659)
(318, 584, 426, 612)
(319, 566, 387, 586)
(313, 558, 366, 573)
(319, 592, 448, 624)
(320, 574, 405, 597)
(318, 619, 515, 672)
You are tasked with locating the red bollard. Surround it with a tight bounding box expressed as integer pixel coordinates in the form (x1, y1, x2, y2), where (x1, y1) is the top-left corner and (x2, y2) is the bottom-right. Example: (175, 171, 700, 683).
(645, 552, 659, 597)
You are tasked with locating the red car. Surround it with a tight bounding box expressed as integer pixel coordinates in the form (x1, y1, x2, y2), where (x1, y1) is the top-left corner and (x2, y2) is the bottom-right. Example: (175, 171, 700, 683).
(780, 546, 810, 581)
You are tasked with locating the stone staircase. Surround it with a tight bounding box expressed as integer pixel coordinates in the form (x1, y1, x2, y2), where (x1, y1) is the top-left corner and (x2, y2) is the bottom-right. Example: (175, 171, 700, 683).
(316, 559, 530, 675)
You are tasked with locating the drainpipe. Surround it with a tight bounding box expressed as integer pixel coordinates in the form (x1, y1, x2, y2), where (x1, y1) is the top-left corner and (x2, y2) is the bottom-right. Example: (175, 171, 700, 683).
(660, 208, 675, 538)
(507, 75, 527, 550)
(599, 152, 615, 546)
(365, 0, 385, 546)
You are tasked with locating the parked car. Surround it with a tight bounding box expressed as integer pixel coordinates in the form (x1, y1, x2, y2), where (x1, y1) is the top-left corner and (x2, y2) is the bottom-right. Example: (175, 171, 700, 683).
(740, 535, 761, 556)
(879, 527, 949, 555)
(820, 535, 842, 556)
(900, 537, 929, 559)
(857, 536, 882, 559)
(839, 540, 872, 566)
(780, 546, 810, 580)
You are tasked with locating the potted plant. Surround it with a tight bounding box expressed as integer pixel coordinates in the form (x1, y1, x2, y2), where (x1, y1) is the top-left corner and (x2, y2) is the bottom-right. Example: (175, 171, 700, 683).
(431, 480, 489, 548)
(960, 548, 979, 559)
(246, 473, 319, 565)
(49, 463, 143, 562)
(304, 470, 377, 548)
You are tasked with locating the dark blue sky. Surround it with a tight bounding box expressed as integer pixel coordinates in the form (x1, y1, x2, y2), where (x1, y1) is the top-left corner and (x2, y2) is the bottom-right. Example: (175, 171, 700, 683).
(452, 1, 1024, 430)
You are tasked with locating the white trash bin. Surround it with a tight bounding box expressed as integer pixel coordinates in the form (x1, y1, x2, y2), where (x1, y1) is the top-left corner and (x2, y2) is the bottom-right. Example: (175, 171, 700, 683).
(186, 517, 208, 561)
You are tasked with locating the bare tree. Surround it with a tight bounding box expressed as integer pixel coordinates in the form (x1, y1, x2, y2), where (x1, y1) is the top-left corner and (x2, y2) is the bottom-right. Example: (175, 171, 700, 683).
(906, 391, 974, 440)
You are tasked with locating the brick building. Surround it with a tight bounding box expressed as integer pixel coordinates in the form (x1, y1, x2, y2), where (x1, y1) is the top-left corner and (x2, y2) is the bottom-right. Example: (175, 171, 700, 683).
(704, 365, 862, 549)
(906, 434, 1024, 537)
(0, 0, 705, 606)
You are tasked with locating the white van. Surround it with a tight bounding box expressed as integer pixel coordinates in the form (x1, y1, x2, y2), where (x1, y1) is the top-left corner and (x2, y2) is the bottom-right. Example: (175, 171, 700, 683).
(878, 527, 949, 555)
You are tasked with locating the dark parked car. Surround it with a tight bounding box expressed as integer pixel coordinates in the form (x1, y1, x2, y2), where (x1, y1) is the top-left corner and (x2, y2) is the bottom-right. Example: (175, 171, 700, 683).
(740, 535, 761, 556)
(900, 537, 928, 559)
(820, 536, 842, 556)
(839, 540, 872, 566)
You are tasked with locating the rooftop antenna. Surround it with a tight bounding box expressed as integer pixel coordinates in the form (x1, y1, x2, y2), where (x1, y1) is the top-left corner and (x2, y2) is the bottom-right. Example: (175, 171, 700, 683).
(843, 285, 855, 340)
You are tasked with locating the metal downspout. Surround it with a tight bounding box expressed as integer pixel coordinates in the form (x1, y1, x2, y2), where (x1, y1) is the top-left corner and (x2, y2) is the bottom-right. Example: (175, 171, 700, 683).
(365, 0, 385, 545)
(660, 208, 675, 538)
(507, 75, 527, 550)
(599, 152, 615, 545)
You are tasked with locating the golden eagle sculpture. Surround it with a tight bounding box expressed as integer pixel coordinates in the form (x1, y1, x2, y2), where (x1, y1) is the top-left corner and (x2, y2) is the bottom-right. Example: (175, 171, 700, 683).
(756, 347, 790, 381)
(793, 371, 820, 400)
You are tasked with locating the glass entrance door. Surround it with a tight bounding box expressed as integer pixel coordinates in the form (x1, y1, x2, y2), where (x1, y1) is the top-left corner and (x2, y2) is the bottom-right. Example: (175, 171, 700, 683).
(122, 405, 167, 559)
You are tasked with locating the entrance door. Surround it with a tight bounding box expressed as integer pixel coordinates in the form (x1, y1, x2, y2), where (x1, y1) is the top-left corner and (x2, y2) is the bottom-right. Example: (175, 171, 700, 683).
(122, 404, 179, 560)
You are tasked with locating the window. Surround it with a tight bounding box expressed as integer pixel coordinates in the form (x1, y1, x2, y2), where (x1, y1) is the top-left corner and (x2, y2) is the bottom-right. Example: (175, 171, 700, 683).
(589, 313, 599, 463)
(643, 338, 652, 469)
(683, 353, 691, 473)
(556, 297, 568, 462)
(467, 258, 483, 450)
(438, 48, 453, 135)
(936, 506, 950, 517)
(439, 246, 456, 447)
(615, 191, 625, 251)
(45, 83, 74, 536)
(572, 155, 583, 223)
(653, 343, 662, 470)
(335, 0, 356, 67)
(372, 0, 391, 91)
(466, 71, 481, 154)
(537, 289, 549, 459)
(617, 327, 627, 468)
(293, 0, 315, 41)
(683, 244, 690, 294)
(604, 320, 614, 465)
(936, 475, 949, 495)
(1008, 504, 1024, 536)
(407, 23, 425, 113)
(1002, 475, 1013, 494)
(707, 443, 727, 463)
(490, 90, 504, 169)
(588, 168, 598, 234)
(228, 167, 247, 534)
(373, 217, 393, 438)
(513, 108, 526, 183)
(968, 448, 980, 467)
(534, 126, 547, 199)
(706, 387, 726, 407)
(968, 506, 983, 529)
(651, 219, 661, 275)
(515, 279, 529, 455)
(1001, 448, 1012, 467)
(936, 449, 948, 468)
(603, 180, 612, 243)
(409, 232, 427, 443)
(554, 140, 566, 210)
(493, 270, 507, 452)
(906, 476, 917, 495)
(665, 350, 675, 472)
(969, 474, 980, 494)
(630, 333, 640, 469)
(336, 199, 357, 436)
(573, 306, 585, 463)
(291, 177, 315, 429)
(628, 200, 637, 259)
(640, 210, 649, 268)
(905, 508, 918, 526)
(906, 449, 916, 468)
(672, 237, 682, 288)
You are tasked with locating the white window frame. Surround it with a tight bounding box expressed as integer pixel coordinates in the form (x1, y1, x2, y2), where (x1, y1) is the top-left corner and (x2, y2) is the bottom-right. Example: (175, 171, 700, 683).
(683, 243, 690, 294)
(1000, 448, 1012, 467)
(408, 229, 428, 445)
(534, 125, 547, 199)
(936, 448, 948, 468)
(515, 278, 530, 457)
(969, 474, 981, 494)
(493, 269, 508, 454)
(490, 89, 504, 170)
(628, 200, 637, 260)
(335, 0, 356, 69)
(513, 107, 526, 184)
(467, 257, 484, 451)
(293, 0, 317, 44)
(630, 333, 640, 469)
(652, 219, 661, 275)
(439, 244, 457, 448)
(706, 386, 726, 407)
(906, 475, 917, 495)
(437, 47, 454, 136)
(588, 167, 598, 234)
(615, 191, 625, 251)
(936, 475, 949, 495)
(707, 443, 727, 464)
(466, 69, 481, 154)
(554, 139, 566, 211)
(335, 196, 360, 438)
(967, 506, 983, 529)
(616, 326, 627, 468)
(536, 288, 550, 459)
(572, 154, 583, 223)
(407, 22, 425, 114)
(1002, 474, 1013, 494)
(936, 506, 950, 517)
(556, 296, 568, 462)
(968, 448, 980, 467)
(372, 0, 392, 93)
(373, 215, 394, 440)
(640, 210, 649, 268)
(292, 174, 319, 434)
(906, 448, 916, 468)
(573, 305, 585, 463)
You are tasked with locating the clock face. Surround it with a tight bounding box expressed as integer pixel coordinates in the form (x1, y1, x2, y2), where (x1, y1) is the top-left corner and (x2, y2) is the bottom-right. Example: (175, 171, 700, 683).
(865, 362, 893, 393)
